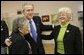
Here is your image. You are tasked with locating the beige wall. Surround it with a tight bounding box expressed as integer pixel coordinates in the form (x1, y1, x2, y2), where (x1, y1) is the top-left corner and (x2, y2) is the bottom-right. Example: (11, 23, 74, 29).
(1, 1, 83, 32)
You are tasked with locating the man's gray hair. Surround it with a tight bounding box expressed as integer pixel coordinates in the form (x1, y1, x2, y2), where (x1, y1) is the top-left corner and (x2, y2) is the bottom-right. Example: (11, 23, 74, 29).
(22, 3, 34, 12)
(12, 17, 28, 33)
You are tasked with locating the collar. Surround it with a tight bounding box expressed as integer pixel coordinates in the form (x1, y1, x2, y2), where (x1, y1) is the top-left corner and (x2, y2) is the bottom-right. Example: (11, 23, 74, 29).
(60, 22, 69, 28)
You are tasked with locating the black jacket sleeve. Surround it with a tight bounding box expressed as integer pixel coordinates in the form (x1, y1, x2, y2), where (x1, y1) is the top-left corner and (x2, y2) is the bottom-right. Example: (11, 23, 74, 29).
(1, 20, 9, 46)
(41, 27, 56, 40)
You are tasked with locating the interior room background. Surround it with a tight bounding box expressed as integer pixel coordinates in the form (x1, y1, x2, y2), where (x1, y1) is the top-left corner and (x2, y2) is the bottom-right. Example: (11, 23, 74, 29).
(1, 1, 83, 54)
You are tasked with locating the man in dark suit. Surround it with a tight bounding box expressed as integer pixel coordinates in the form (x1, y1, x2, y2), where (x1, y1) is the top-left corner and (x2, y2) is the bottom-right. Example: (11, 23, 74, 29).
(1, 19, 9, 54)
(22, 3, 53, 54)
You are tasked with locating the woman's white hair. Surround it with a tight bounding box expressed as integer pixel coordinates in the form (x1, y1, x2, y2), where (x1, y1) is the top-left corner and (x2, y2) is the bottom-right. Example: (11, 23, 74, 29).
(58, 7, 72, 14)
(12, 17, 28, 33)
(57, 7, 73, 21)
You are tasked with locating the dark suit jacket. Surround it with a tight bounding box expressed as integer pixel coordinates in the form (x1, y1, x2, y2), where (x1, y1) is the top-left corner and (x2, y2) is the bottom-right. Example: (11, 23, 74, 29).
(10, 32, 30, 54)
(1, 20, 9, 47)
(41, 24, 82, 54)
(25, 16, 53, 54)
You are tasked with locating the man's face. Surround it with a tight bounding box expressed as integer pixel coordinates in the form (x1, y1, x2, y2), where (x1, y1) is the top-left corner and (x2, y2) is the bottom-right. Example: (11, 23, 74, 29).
(23, 5, 34, 20)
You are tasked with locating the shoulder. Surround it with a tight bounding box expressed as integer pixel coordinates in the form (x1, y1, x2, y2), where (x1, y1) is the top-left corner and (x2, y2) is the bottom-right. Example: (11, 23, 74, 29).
(33, 16, 40, 18)
(33, 16, 41, 23)
(67, 24, 81, 33)
(68, 24, 80, 30)
(11, 33, 23, 42)
(33, 16, 41, 20)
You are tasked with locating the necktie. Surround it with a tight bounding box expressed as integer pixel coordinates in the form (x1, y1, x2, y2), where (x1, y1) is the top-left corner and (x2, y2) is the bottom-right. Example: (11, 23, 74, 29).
(29, 20, 37, 42)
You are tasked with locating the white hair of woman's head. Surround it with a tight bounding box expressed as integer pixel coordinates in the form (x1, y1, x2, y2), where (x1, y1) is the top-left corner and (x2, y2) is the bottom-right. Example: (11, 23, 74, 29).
(57, 7, 73, 21)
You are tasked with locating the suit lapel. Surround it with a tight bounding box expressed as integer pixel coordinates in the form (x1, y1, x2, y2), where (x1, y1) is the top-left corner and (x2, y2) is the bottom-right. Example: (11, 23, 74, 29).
(63, 24, 71, 40)
(33, 17, 38, 29)
(32, 16, 38, 32)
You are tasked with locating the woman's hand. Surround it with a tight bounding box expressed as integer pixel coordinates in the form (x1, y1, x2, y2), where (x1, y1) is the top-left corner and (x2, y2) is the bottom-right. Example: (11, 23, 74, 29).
(4, 38, 12, 46)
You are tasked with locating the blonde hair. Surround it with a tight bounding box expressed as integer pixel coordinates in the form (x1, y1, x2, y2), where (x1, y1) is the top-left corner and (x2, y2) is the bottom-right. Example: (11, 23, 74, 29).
(57, 7, 72, 21)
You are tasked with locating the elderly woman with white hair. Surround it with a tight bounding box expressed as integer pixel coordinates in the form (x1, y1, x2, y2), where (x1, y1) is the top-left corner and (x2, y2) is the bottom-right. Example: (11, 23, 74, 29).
(5, 18, 32, 54)
(42, 7, 82, 54)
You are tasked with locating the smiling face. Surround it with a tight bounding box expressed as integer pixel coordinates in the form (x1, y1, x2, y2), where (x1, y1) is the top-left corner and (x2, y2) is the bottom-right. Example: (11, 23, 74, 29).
(57, 7, 72, 25)
(59, 12, 68, 24)
(23, 4, 34, 20)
